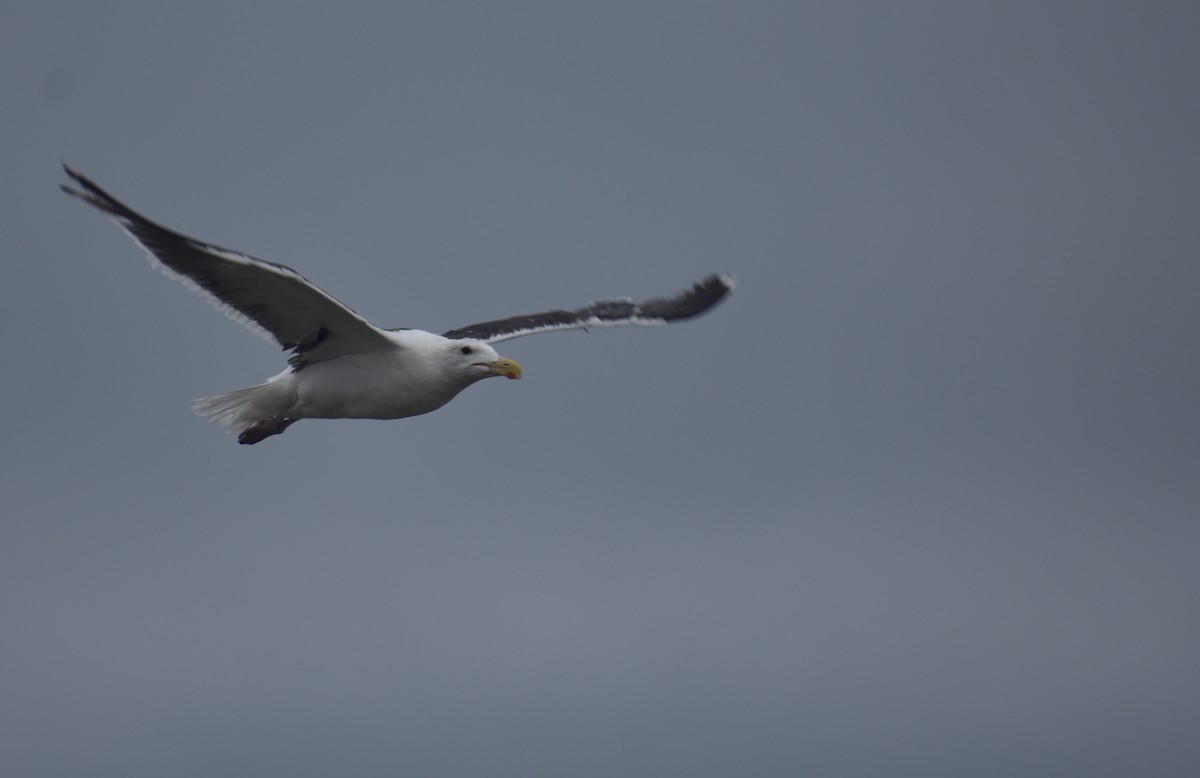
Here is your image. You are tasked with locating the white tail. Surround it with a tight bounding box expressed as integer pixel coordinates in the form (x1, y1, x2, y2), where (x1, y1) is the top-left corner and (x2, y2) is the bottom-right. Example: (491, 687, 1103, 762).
(192, 383, 282, 434)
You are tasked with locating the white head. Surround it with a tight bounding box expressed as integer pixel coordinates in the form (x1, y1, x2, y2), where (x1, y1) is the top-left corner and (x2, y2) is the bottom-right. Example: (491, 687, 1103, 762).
(441, 337, 522, 385)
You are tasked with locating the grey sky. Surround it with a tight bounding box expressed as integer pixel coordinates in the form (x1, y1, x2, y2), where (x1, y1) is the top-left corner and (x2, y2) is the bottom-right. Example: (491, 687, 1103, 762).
(3, 2, 1199, 775)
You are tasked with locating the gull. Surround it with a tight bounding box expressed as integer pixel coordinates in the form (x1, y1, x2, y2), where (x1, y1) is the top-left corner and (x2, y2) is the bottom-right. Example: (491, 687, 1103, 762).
(62, 164, 733, 444)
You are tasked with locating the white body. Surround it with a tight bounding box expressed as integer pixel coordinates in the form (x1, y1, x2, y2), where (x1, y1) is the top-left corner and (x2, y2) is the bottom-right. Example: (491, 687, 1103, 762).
(192, 330, 514, 434)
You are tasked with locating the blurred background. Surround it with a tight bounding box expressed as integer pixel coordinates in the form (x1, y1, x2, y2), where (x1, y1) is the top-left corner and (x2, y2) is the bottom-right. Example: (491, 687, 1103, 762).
(3, 2, 1198, 775)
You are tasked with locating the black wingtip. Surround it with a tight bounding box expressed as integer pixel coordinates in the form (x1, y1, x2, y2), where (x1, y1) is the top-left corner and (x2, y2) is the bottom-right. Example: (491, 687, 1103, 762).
(637, 272, 735, 322)
(60, 161, 87, 200)
(698, 272, 737, 299)
(61, 161, 91, 191)
(59, 163, 138, 221)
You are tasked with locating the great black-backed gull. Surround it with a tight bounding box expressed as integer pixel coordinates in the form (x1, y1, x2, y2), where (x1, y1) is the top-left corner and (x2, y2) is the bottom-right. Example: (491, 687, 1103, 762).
(62, 164, 734, 444)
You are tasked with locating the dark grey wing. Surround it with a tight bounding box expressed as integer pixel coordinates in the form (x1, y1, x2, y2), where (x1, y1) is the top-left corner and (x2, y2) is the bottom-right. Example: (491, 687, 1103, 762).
(442, 274, 734, 344)
(62, 164, 394, 369)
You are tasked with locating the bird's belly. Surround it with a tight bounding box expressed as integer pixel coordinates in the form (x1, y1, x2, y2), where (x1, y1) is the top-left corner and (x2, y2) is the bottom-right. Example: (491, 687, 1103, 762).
(290, 357, 461, 420)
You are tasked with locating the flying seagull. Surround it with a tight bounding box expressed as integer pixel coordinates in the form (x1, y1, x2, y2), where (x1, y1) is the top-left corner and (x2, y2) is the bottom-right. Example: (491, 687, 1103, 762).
(61, 164, 734, 444)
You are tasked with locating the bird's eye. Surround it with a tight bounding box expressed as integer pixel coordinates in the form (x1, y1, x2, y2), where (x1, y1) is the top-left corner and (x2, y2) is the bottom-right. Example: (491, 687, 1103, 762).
(460, 345, 473, 355)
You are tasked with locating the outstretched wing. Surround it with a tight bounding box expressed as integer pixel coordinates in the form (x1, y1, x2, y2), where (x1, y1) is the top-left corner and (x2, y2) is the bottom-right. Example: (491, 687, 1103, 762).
(62, 164, 394, 369)
(442, 274, 734, 344)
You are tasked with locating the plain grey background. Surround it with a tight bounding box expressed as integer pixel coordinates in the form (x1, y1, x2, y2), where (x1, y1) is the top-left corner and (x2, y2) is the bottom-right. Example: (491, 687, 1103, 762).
(3, 2, 1198, 775)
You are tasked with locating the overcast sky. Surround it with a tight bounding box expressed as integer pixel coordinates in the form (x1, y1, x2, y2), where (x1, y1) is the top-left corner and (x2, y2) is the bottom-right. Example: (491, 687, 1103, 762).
(3, 2, 1199, 776)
